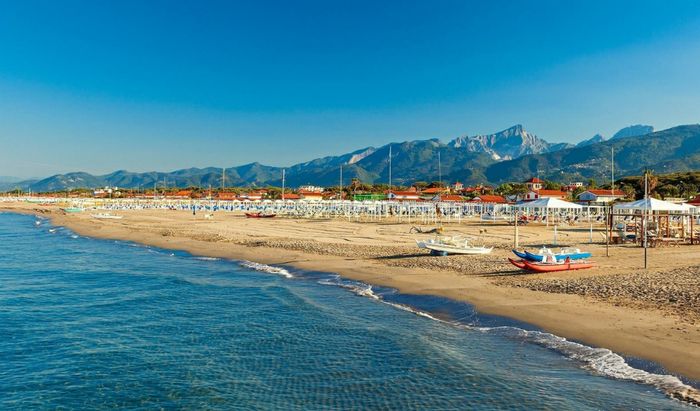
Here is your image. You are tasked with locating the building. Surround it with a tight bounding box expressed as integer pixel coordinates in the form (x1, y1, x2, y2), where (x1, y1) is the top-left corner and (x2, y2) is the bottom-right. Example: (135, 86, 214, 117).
(463, 184, 493, 196)
(421, 186, 450, 200)
(387, 191, 421, 201)
(524, 189, 568, 201)
(452, 182, 464, 191)
(576, 189, 625, 205)
(471, 194, 507, 204)
(298, 190, 324, 201)
(298, 185, 324, 193)
(688, 195, 700, 205)
(217, 192, 237, 201)
(524, 178, 544, 191)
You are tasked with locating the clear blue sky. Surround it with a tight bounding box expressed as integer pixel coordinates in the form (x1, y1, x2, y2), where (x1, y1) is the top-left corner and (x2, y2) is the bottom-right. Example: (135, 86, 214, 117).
(2, 0, 700, 178)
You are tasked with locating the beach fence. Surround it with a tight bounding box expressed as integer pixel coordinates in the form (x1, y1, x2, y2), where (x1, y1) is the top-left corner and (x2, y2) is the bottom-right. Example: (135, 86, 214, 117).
(6, 196, 610, 225)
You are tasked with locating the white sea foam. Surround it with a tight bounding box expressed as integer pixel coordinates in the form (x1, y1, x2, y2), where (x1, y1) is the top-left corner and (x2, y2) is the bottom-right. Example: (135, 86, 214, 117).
(319, 275, 700, 406)
(240, 261, 293, 278)
(70, 235, 79, 239)
(501, 327, 700, 406)
(194, 256, 221, 261)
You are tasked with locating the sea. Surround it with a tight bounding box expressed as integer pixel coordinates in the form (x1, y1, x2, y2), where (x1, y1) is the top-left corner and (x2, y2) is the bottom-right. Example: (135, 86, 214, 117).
(0, 212, 697, 410)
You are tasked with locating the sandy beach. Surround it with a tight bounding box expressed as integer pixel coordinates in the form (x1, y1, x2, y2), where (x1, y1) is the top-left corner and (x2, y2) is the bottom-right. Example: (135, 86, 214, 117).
(4, 202, 700, 385)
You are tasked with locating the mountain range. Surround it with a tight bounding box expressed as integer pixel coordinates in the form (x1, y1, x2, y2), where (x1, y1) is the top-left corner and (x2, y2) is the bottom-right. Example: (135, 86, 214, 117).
(6, 123, 699, 193)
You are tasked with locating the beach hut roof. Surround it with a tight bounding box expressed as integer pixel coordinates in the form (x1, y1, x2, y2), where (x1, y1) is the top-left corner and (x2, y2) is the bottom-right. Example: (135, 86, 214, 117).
(513, 197, 582, 209)
(613, 197, 686, 212)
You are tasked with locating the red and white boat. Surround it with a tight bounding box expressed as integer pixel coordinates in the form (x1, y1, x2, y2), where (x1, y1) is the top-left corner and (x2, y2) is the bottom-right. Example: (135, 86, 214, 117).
(244, 212, 276, 219)
(508, 257, 594, 272)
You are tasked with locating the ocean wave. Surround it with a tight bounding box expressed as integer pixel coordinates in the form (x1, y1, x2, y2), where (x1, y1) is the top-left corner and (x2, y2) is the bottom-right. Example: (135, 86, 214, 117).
(194, 256, 221, 261)
(240, 261, 293, 278)
(319, 275, 700, 406)
(317, 276, 380, 300)
(471, 326, 700, 406)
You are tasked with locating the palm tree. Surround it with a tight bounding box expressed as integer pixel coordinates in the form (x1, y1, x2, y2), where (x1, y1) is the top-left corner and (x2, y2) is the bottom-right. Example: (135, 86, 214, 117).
(639, 169, 658, 196)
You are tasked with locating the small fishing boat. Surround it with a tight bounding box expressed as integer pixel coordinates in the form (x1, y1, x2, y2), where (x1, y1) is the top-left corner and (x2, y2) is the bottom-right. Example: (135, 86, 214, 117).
(508, 257, 594, 272)
(91, 213, 123, 220)
(416, 235, 493, 256)
(513, 247, 591, 262)
(245, 212, 276, 219)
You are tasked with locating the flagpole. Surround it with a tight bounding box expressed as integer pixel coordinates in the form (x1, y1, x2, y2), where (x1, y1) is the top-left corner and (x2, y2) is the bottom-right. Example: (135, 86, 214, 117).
(644, 172, 648, 269)
(388, 145, 392, 194)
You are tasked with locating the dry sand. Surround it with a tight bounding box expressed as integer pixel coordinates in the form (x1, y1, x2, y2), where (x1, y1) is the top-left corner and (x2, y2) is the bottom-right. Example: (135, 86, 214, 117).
(4, 202, 700, 383)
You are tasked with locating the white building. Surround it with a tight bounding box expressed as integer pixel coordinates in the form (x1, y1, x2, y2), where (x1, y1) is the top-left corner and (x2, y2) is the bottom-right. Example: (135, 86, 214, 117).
(577, 189, 625, 205)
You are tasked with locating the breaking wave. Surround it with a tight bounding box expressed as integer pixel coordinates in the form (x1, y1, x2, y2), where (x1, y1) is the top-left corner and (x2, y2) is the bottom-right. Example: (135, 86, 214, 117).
(240, 261, 294, 278)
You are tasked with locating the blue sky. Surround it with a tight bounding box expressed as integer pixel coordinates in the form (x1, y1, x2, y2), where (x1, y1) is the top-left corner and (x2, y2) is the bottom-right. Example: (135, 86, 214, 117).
(1, 0, 700, 178)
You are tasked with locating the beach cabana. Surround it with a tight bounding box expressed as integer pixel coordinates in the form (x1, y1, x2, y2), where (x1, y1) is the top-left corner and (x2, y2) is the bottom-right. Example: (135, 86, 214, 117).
(613, 198, 692, 245)
(513, 198, 583, 225)
(512, 198, 582, 245)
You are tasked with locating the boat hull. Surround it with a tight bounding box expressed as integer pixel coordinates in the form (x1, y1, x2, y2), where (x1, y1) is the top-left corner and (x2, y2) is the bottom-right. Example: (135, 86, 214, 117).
(245, 213, 276, 219)
(520, 259, 594, 272)
(508, 258, 527, 269)
(423, 244, 493, 255)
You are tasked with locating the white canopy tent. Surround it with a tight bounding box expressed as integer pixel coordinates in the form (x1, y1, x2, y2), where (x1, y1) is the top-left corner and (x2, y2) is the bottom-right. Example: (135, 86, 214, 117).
(512, 198, 583, 246)
(613, 197, 685, 212)
(513, 197, 583, 210)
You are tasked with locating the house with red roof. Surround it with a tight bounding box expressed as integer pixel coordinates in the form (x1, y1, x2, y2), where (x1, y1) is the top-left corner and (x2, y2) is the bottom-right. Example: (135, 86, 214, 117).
(217, 192, 237, 201)
(577, 189, 625, 205)
(387, 190, 421, 201)
(689, 194, 700, 205)
(471, 194, 507, 204)
(524, 177, 544, 191)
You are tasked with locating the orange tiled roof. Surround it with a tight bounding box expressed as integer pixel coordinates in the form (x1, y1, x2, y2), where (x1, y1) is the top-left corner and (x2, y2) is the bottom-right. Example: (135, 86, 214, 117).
(422, 187, 449, 194)
(439, 195, 466, 202)
(472, 195, 507, 203)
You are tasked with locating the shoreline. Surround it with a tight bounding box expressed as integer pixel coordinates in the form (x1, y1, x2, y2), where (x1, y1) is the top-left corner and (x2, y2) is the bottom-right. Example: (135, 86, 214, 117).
(4, 204, 700, 387)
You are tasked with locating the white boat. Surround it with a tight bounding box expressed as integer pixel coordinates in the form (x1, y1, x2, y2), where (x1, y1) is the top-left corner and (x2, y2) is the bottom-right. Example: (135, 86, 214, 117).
(480, 214, 510, 222)
(91, 213, 123, 220)
(416, 235, 493, 255)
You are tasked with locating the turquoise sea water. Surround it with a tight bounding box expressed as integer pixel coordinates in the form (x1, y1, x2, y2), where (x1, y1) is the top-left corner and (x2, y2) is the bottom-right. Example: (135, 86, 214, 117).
(0, 212, 696, 410)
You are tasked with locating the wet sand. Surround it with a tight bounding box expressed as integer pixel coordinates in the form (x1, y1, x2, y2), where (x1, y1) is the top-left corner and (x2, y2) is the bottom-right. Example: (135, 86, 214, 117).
(5, 202, 700, 383)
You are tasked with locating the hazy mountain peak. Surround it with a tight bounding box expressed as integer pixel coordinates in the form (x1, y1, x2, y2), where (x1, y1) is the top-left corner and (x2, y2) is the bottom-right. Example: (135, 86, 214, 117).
(610, 124, 654, 140)
(577, 133, 607, 147)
